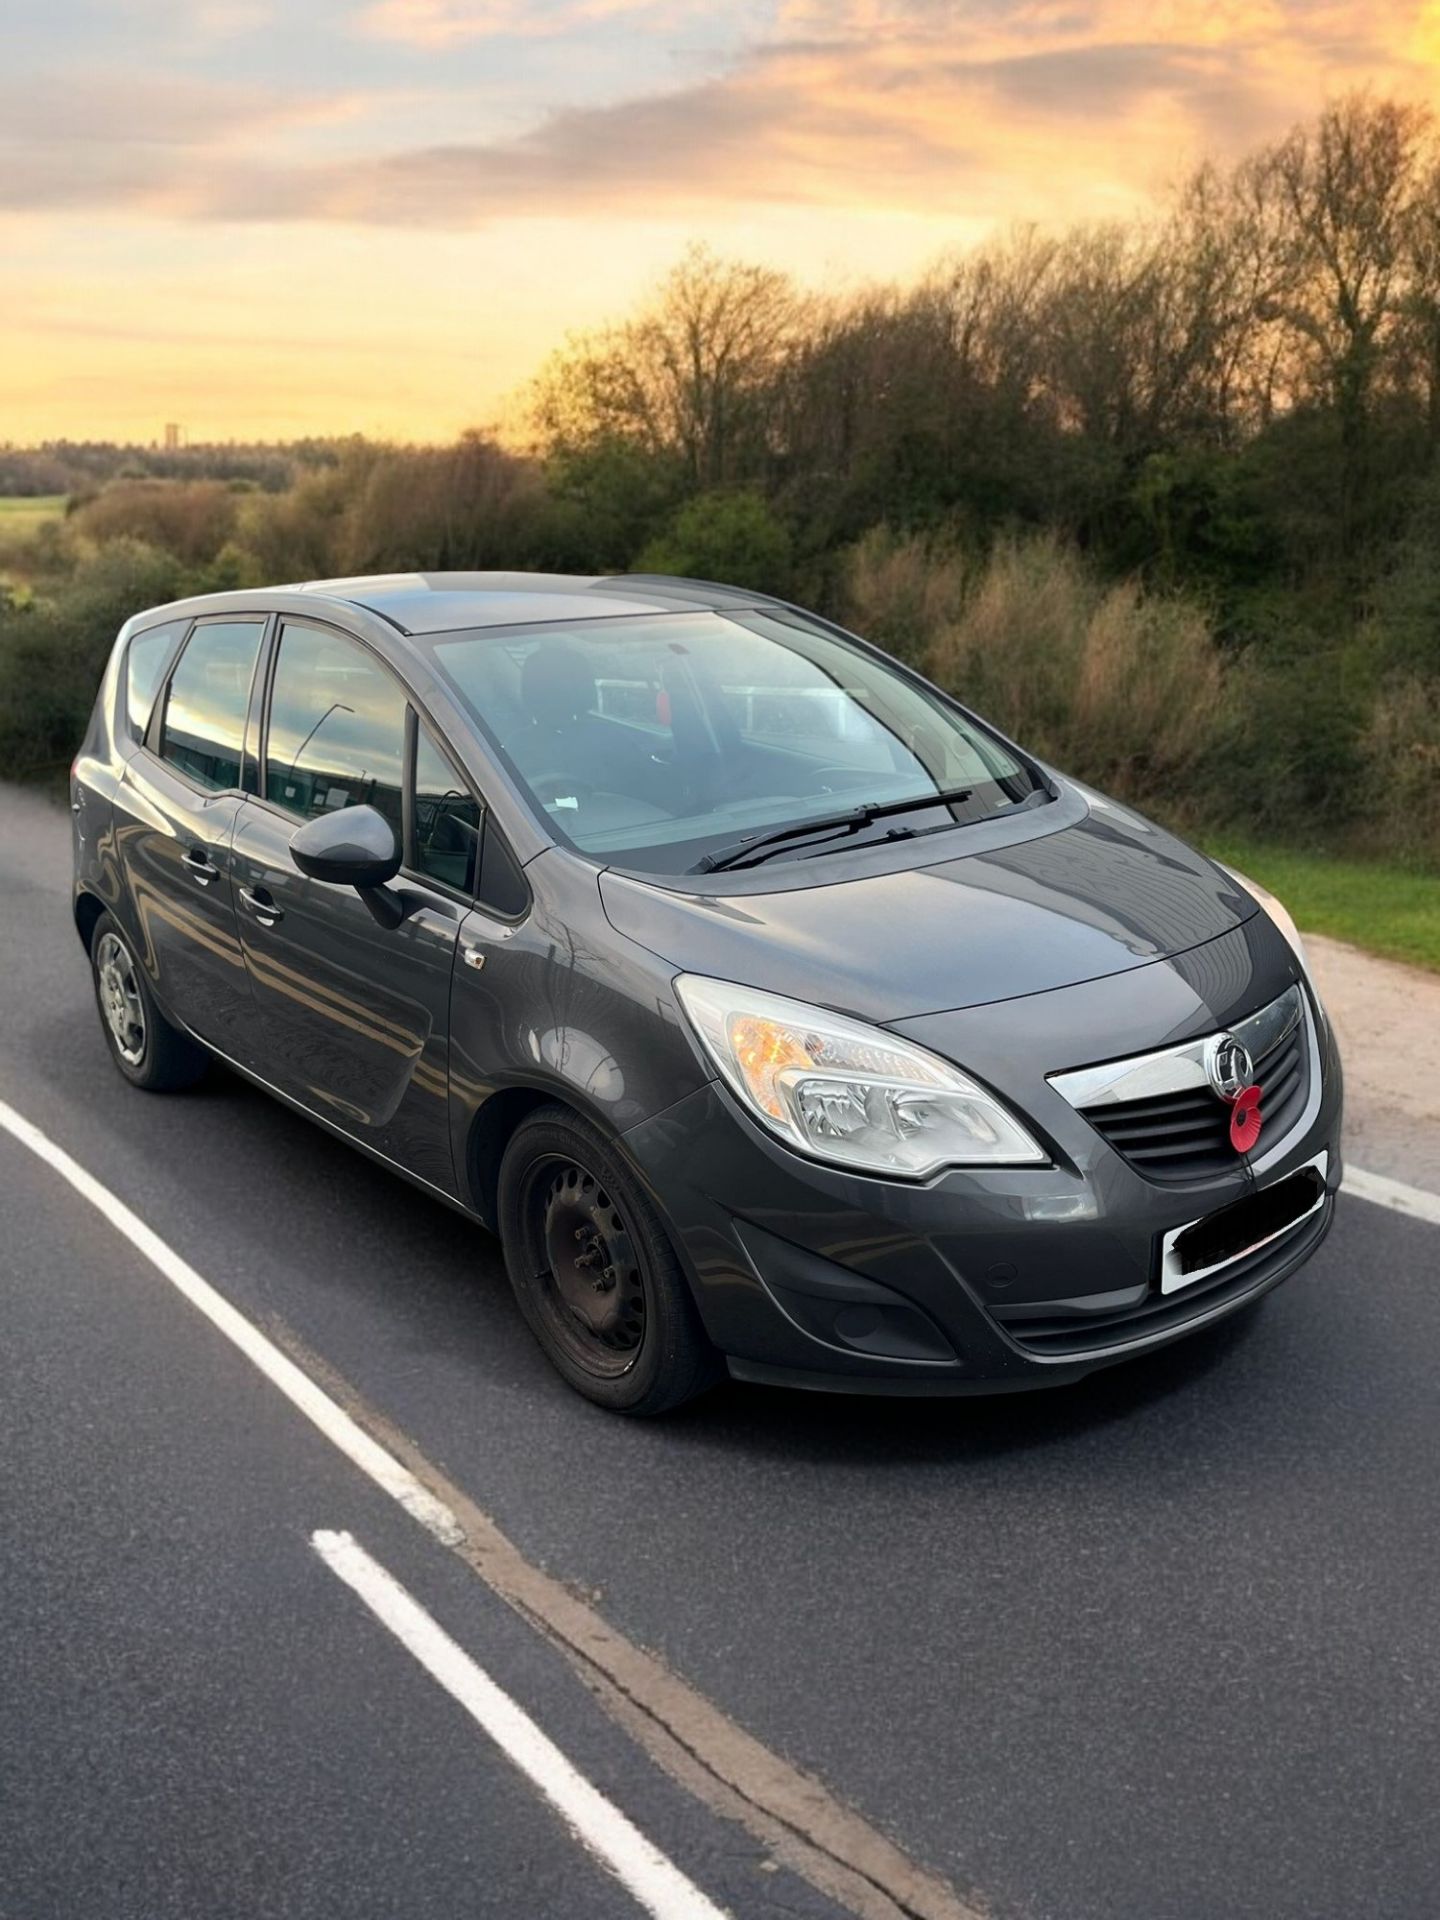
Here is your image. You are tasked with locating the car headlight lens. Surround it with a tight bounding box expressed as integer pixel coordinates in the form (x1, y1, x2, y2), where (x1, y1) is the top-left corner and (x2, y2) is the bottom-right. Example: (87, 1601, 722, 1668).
(673, 975, 1047, 1177)
(1219, 864, 1327, 1019)
(1219, 863, 1303, 959)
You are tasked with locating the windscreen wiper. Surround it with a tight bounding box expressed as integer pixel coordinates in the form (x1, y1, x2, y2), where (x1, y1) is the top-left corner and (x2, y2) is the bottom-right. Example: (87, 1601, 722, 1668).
(794, 780, 1052, 862)
(690, 786, 976, 875)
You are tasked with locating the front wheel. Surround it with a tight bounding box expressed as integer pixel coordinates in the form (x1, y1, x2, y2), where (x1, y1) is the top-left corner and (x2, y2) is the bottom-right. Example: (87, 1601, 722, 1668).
(496, 1106, 718, 1414)
(90, 911, 208, 1092)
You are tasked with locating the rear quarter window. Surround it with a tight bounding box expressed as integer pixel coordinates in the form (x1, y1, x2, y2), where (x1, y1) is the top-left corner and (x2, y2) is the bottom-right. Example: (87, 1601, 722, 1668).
(123, 621, 187, 744)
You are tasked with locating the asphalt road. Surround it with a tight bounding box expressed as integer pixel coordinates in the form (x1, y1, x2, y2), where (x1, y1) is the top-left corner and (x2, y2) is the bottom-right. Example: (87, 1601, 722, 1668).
(2, 784, 1438, 1920)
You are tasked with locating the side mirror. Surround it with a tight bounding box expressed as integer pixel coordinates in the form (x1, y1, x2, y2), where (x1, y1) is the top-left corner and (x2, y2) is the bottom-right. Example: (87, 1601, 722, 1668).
(290, 805, 407, 927)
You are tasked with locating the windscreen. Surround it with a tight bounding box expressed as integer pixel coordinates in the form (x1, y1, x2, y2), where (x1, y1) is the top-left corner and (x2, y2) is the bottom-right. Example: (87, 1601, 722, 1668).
(430, 608, 1043, 875)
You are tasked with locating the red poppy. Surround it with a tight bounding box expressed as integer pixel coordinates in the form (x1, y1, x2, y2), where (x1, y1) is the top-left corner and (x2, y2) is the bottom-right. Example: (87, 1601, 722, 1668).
(1229, 1083, 1263, 1153)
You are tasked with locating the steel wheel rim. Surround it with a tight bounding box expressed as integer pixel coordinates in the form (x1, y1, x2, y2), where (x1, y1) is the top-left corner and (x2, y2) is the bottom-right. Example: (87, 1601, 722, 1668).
(96, 931, 146, 1067)
(524, 1156, 646, 1379)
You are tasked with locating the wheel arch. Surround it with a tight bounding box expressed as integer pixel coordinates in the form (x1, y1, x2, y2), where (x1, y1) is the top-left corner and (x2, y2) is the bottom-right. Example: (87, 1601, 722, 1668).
(461, 1080, 684, 1247)
(464, 1084, 566, 1230)
(74, 889, 107, 954)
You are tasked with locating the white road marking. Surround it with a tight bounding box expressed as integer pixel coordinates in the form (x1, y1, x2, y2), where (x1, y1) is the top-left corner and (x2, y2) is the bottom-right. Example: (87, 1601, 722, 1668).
(0, 1098, 729, 1914)
(2, 1090, 1435, 1920)
(312, 1530, 728, 1920)
(1342, 1165, 1440, 1228)
(0, 1097, 464, 1547)
(0, 1095, 979, 1920)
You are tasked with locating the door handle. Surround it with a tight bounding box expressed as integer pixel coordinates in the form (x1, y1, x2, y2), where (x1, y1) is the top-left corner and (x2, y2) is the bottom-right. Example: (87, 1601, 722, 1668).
(184, 849, 221, 886)
(238, 885, 283, 927)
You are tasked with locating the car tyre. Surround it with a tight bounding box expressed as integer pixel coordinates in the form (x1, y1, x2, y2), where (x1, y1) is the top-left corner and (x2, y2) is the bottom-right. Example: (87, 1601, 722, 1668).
(90, 911, 208, 1092)
(497, 1104, 719, 1414)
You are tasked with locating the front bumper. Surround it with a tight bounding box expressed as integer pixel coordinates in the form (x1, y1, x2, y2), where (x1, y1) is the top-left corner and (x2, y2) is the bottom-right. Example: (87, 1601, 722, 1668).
(621, 935, 1345, 1395)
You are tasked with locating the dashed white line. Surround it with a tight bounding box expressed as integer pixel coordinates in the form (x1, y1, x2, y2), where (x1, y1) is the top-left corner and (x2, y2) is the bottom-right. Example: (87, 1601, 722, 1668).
(312, 1530, 728, 1920)
(0, 1096, 731, 1913)
(0, 1096, 464, 1547)
(1, 1090, 1435, 1920)
(0, 1093, 981, 1920)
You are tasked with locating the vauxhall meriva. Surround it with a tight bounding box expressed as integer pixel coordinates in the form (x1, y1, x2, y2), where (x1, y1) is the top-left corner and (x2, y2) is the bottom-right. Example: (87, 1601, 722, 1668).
(72, 573, 1342, 1412)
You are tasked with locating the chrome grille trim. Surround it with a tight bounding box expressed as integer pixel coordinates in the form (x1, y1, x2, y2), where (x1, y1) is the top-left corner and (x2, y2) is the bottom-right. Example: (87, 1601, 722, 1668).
(1047, 983, 1305, 1111)
(1247, 990, 1325, 1179)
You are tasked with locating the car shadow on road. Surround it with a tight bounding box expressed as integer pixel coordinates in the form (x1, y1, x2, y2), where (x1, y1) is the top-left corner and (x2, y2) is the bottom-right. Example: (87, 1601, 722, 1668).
(665, 1309, 1265, 1467)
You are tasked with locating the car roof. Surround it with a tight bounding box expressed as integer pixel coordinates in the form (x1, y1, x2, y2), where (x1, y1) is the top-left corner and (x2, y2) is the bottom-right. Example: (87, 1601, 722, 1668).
(283, 571, 782, 636)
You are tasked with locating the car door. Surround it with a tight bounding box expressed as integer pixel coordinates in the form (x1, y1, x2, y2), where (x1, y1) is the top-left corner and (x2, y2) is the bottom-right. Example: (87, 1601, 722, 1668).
(113, 615, 268, 1060)
(229, 616, 477, 1196)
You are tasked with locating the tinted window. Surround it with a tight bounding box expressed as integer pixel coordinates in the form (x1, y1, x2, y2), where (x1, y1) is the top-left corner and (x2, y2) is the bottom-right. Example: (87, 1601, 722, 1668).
(159, 620, 264, 791)
(413, 723, 481, 895)
(265, 622, 405, 835)
(429, 610, 1043, 875)
(126, 621, 185, 743)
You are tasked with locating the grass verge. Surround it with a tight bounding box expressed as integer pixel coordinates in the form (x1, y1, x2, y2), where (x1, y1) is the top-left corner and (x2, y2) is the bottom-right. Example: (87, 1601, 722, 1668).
(0, 496, 65, 528)
(1208, 836, 1440, 975)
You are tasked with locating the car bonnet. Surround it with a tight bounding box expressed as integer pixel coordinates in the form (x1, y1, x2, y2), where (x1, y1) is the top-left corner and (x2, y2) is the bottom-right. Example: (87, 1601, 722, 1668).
(597, 798, 1257, 1025)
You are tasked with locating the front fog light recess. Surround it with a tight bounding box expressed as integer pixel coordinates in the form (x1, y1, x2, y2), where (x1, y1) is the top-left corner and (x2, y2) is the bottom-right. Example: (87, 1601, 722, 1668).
(675, 974, 1046, 1176)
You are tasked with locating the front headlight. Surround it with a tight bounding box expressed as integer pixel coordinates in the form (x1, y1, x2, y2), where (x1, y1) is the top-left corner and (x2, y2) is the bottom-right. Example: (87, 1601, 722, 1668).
(1219, 863, 1305, 964)
(1219, 863, 1327, 1022)
(673, 975, 1047, 1177)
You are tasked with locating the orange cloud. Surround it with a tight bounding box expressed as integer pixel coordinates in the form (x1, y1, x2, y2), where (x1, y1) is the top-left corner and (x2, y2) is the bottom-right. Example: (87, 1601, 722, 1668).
(196, 5, 1440, 227)
(7, 2, 1433, 229)
(7, 0, 1440, 439)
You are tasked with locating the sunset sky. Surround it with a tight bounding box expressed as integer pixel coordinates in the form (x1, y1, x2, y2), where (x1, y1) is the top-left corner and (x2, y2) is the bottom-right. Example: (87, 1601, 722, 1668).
(5, 0, 1439, 444)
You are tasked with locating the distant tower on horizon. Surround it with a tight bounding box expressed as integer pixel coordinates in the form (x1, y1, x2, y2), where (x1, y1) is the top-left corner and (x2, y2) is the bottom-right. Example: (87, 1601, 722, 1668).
(163, 422, 184, 450)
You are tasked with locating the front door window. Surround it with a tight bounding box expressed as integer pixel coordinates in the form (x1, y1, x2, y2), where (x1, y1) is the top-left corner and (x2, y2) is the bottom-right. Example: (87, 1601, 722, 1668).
(264, 621, 405, 835)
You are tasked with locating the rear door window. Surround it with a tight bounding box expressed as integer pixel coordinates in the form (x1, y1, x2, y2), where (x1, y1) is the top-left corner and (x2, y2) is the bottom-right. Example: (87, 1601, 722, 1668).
(158, 619, 265, 791)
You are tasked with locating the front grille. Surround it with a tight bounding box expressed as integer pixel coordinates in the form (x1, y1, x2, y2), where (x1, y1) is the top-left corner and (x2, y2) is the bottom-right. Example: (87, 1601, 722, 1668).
(1081, 1013, 1309, 1184)
(996, 1183, 1331, 1357)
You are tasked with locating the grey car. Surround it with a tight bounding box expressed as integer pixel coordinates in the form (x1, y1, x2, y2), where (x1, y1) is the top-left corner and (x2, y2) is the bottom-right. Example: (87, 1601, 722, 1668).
(71, 571, 1342, 1412)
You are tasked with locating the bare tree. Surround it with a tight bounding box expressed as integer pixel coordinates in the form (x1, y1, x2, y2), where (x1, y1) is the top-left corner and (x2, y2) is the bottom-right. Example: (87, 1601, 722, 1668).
(1399, 157, 1440, 455)
(1168, 158, 1295, 439)
(769, 231, 1064, 532)
(533, 244, 802, 488)
(1256, 94, 1433, 543)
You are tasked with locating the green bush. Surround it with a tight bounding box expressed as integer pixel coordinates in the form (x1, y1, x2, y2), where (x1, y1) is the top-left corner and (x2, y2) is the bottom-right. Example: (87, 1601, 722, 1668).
(1223, 636, 1375, 834)
(538, 439, 689, 572)
(1360, 677, 1440, 860)
(637, 489, 793, 594)
(0, 538, 186, 778)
